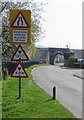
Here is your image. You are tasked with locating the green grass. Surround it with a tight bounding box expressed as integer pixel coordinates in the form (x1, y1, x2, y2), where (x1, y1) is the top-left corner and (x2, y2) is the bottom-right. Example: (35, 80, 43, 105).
(2, 64, 76, 118)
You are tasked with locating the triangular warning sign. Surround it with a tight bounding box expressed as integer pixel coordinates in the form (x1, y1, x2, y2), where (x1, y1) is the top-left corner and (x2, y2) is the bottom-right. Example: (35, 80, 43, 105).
(11, 62, 28, 78)
(11, 45, 29, 61)
(11, 12, 29, 28)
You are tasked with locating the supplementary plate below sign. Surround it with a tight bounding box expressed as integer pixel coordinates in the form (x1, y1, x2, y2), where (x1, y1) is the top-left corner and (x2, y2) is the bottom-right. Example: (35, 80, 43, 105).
(13, 30, 28, 43)
(11, 62, 28, 78)
(10, 9, 31, 45)
(11, 45, 29, 61)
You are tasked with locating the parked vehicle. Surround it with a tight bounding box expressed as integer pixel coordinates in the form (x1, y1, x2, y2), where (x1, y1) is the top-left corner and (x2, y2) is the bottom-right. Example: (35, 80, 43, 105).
(78, 59, 84, 64)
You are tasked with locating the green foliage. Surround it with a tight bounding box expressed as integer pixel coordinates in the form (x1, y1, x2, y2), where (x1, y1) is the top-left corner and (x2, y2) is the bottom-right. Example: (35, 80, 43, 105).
(24, 44, 36, 58)
(2, 68, 8, 80)
(2, 64, 75, 118)
(1, 1, 46, 60)
(73, 62, 80, 64)
(69, 53, 77, 59)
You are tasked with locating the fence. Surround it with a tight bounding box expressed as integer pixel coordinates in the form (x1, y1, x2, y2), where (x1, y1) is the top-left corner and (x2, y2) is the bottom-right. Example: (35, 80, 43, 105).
(2, 61, 40, 75)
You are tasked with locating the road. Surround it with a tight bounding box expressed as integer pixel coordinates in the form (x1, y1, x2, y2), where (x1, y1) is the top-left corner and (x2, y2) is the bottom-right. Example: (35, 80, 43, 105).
(32, 65, 82, 118)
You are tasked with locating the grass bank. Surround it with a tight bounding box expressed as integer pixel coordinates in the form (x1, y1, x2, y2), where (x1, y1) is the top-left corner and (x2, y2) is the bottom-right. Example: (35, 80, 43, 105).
(2, 64, 76, 118)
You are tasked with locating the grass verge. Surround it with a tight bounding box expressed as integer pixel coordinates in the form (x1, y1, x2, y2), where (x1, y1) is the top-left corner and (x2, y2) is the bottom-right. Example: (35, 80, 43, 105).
(2, 64, 76, 118)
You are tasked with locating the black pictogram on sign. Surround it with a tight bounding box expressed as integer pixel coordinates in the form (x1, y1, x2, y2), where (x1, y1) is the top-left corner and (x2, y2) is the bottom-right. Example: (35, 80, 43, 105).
(11, 62, 28, 78)
(17, 16, 23, 26)
(11, 45, 29, 61)
(11, 12, 29, 28)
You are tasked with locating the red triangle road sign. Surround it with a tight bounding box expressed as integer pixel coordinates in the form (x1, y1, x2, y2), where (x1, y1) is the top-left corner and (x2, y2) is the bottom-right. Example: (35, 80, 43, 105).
(11, 45, 29, 61)
(11, 62, 28, 78)
(11, 12, 29, 28)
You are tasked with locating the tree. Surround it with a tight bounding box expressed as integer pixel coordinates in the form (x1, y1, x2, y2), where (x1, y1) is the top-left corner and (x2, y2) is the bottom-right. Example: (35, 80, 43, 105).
(1, 1, 46, 61)
(69, 53, 77, 59)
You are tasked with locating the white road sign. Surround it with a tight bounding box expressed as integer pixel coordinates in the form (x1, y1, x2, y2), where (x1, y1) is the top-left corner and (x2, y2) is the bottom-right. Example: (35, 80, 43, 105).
(13, 30, 28, 43)
(11, 12, 29, 27)
(11, 45, 29, 61)
(11, 62, 28, 78)
(10, 10, 31, 45)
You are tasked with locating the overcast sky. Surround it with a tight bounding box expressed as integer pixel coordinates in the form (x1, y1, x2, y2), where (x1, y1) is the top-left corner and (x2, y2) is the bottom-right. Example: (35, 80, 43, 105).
(1, 0, 83, 49)
(35, 0, 82, 49)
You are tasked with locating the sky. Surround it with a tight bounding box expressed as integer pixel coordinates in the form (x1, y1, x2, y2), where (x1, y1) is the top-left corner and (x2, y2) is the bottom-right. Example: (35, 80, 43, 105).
(1, 0, 83, 49)
(35, 0, 82, 49)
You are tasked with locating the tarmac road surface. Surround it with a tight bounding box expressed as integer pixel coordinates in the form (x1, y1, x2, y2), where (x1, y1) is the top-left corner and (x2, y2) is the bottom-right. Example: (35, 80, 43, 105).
(32, 65, 82, 118)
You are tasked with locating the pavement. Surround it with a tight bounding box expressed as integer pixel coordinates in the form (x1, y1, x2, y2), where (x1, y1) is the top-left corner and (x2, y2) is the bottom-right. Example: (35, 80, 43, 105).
(61, 67, 83, 79)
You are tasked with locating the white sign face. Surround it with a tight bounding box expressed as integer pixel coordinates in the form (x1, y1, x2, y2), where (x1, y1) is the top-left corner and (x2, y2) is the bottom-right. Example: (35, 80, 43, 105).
(12, 13, 29, 27)
(13, 64, 26, 77)
(11, 45, 29, 61)
(13, 30, 28, 43)
(11, 63, 28, 78)
(13, 47, 27, 60)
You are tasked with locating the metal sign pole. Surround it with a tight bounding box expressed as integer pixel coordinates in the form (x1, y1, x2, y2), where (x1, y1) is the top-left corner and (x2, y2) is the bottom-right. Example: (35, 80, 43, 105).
(19, 77, 21, 98)
(11, 62, 28, 99)
(18, 60, 21, 99)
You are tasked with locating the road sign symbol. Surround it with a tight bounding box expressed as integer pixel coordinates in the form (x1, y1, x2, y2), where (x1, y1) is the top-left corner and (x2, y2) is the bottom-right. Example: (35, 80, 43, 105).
(11, 45, 29, 61)
(10, 10, 31, 45)
(11, 62, 28, 78)
(11, 12, 29, 28)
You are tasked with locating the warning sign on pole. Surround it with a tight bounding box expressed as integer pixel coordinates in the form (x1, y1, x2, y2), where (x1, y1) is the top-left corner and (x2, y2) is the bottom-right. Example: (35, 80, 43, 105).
(11, 45, 29, 61)
(11, 12, 29, 28)
(11, 62, 28, 78)
(10, 10, 31, 45)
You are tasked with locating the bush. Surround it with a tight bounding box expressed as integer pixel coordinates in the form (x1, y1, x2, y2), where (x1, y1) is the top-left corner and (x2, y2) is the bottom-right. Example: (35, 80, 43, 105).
(73, 62, 80, 68)
(2, 68, 8, 80)
(69, 53, 77, 59)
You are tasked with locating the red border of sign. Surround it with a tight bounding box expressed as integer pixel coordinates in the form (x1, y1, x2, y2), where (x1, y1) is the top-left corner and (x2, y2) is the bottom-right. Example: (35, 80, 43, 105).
(11, 45, 29, 61)
(11, 12, 29, 28)
(11, 62, 28, 78)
